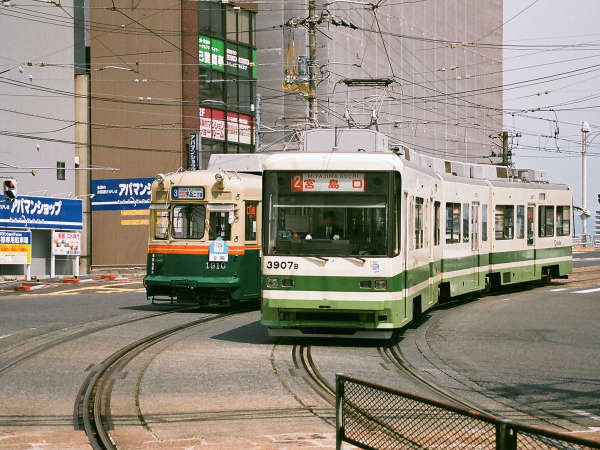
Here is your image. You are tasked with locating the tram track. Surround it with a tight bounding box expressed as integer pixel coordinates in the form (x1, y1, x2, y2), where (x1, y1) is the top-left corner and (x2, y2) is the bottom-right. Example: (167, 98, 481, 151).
(0, 305, 199, 377)
(79, 310, 239, 449)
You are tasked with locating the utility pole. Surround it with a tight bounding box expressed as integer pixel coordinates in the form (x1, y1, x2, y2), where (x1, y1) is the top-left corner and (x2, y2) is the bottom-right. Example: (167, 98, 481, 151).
(307, 0, 318, 124)
(501, 131, 510, 166)
(581, 121, 590, 241)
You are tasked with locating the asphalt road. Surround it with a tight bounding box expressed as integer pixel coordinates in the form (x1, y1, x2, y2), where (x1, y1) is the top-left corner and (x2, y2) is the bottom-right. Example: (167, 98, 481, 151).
(573, 249, 600, 268)
(0, 264, 598, 448)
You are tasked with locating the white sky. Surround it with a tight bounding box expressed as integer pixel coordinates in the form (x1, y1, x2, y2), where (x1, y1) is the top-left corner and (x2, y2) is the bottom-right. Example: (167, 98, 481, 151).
(503, 0, 600, 233)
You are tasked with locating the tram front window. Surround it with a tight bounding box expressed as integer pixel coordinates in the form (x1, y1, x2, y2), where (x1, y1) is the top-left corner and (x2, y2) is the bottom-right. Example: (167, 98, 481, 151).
(264, 171, 393, 257)
(172, 205, 206, 239)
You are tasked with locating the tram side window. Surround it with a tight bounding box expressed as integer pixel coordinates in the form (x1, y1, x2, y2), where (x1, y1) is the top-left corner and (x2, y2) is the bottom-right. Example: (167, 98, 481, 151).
(556, 206, 570, 236)
(414, 197, 424, 249)
(209, 211, 232, 240)
(482, 204, 488, 242)
(245, 201, 258, 241)
(445, 203, 461, 244)
(434, 201, 440, 246)
(517, 205, 525, 239)
(462, 203, 469, 243)
(154, 210, 169, 240)
(172, 205, 206, 239)
(538, 205, 555, 237)
(495, 205, 514, 240)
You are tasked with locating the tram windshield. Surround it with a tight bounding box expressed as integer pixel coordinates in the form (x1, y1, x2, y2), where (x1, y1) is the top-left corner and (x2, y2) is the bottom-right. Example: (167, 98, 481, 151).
(264, 171, 395, 257)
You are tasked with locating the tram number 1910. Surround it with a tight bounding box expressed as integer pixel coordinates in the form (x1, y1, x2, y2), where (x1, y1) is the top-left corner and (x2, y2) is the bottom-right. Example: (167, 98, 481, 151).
(206, 262, 227, 270)
(266, 261, 299, 270)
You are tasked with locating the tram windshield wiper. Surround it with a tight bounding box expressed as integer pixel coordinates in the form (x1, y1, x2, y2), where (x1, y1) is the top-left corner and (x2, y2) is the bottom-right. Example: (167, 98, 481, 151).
(348, 256, 366, 263)
(308, 256, 329, 262)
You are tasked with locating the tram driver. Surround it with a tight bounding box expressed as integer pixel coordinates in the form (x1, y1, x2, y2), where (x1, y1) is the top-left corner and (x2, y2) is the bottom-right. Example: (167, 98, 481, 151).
(314, 210, 343, 240)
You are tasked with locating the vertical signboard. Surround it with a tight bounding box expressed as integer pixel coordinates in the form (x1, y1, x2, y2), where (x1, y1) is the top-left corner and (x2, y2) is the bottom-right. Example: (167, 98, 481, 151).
(0, 230, 31, 264)
(189, 133, 200, 170)
(227, 113, 239, 143)
(199, 35, 225, 71)
(238, 114, 252, 144)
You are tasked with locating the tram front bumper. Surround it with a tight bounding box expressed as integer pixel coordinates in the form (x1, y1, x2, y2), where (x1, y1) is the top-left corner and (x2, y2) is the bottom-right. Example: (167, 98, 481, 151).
(144, 275, 241, 289)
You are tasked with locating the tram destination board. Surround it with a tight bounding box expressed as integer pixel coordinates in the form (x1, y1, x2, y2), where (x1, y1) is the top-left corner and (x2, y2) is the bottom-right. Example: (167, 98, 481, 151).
(291, 172, 366, 192)
(171, 186, 205, 200)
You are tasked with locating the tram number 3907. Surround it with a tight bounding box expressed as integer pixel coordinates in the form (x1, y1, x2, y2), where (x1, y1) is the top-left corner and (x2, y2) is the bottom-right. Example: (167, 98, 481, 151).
(266, 261, 299, 270)
(206, 262, 227, 270)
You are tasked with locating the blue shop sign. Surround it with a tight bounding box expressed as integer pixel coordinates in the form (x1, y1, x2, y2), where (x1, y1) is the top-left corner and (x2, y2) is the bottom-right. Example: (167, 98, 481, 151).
(91, 177, 154, 211)
(0, 195, 83, 230)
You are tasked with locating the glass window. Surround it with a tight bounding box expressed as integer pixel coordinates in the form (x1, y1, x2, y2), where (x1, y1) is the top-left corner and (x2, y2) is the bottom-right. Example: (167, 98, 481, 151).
(538, 205, 555, 237)
(556, 206, 570, 236)
(415, 197, 424, 249)
(154, 210, 169, 240)
(210, 3, 223, 37)
(445, 203, 460, 244)
(57, 161, 65, 180)
(245, 201, 258, 241)
(517, 205, 525, 239)
(238, 10, 251, 45)
(527, 206, 534, 245)
(226, 7, 237, 41)
(209, 211, 231, 240)
(434, 201, 440, 246)
(226, 74, 238, 107)
(462, 203, 469, 243)
(495, 205, 514, 240)
(264, 171, 393, 256)
(482, 204, 488, 242)
(172, 205, 206, 239)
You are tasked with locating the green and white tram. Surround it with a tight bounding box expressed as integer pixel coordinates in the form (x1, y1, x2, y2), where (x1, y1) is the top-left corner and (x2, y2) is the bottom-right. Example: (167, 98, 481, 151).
(144, 169, 262, 305)
(261, 129, 572, 338)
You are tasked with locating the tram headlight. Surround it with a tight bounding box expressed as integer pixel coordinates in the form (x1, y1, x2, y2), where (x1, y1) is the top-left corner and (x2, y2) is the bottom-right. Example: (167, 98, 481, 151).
(374, 280, 387, 290)
(266, 278, 280, 288)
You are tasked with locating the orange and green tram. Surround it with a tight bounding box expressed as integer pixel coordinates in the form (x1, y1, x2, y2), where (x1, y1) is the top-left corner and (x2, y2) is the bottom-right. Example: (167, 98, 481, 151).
(143, 170, 262, 305)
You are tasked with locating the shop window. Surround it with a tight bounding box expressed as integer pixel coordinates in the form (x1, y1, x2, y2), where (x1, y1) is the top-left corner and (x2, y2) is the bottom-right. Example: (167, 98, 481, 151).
(495, 205, 514, 240)
(226, 7, 237, 41)
(226, 74, 238, 107)
(556, 206, 570, 236)
(57, 161, 65, 180)
(238, 10, 251, 45)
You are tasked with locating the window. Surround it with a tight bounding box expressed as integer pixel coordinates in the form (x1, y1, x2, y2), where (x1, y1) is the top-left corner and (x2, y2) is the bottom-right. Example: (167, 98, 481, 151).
(434, 201, 440, 246)
(556, 206, 570, 236)
(209, 211, 232, 240)
(495, 205, 514, 240)
(415, 197, 424, 249)
(245, 201, 258, 241)
(154, 210, 169, 240)
(445, 203, 461, 244)
(538, 205, 555, 237)
(172, 205, 206, 239)
(517, 205, 525, 239)
(264, 171, 393, 257)
(238, 10, 251, 45)
(462, 203, 469, 243)
(482, 204, 488, 242)
(57, 161, 65, 180)
(226, 74, 238, 107)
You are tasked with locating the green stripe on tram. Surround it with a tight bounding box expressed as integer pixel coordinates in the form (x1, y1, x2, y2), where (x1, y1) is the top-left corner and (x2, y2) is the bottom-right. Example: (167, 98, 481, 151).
(264, 246, 572, 292)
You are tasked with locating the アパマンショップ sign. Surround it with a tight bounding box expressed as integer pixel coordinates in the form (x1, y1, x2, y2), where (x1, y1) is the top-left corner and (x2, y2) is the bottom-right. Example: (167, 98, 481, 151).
(291, 173, 366, 192)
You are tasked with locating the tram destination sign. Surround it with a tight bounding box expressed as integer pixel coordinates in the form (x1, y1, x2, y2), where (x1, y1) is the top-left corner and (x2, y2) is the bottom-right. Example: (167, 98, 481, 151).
(171, 186, 205, 200)
(291, 172, 366, 192)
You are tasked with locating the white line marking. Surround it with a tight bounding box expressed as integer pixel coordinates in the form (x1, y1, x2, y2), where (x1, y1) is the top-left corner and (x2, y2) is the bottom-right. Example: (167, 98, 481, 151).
(568, 427, 600, 433)
(574, 287, 600, 294)
(549, 288, 568, 292)
(571, 410, 600, 422)
(0, 334, 13, 340)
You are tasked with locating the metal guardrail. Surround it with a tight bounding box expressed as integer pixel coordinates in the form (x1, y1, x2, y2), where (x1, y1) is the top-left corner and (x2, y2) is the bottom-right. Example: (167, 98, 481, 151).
(336, 374, 600, 450)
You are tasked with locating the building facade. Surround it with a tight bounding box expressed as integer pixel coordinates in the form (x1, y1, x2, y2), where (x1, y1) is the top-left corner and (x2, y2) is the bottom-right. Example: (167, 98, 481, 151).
(0, 0, 83, 278)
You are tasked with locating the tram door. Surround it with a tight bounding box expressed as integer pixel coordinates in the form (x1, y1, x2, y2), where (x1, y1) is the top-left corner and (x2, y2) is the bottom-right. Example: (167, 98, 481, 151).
(471, 202, 480, 287)
(527, 205, 535, 247)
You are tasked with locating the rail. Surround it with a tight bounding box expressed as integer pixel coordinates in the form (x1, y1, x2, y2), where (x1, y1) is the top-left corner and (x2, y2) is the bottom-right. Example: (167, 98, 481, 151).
(335, 374, 600, 450)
